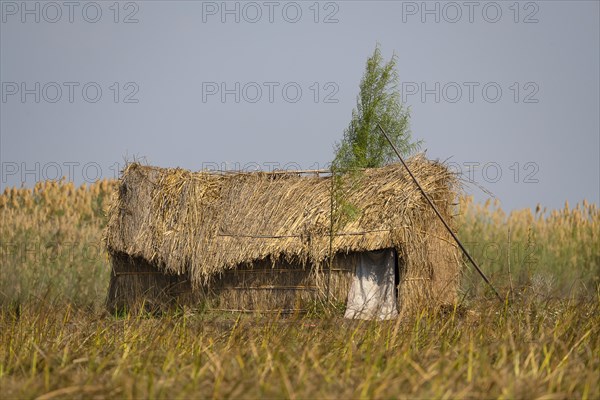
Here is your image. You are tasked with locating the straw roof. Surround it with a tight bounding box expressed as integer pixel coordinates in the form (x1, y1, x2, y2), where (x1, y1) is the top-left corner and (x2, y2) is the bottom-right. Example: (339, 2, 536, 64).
(104, 155, 458, 287)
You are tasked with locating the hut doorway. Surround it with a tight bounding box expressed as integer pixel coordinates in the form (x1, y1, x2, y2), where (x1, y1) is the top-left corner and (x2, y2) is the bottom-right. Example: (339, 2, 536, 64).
(343, 248, 399, 320)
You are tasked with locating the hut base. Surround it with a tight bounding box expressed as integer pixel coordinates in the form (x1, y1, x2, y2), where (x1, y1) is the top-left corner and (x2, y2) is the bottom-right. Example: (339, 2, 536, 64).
(106, 253, 192, 314)
(106, 253, 357, 314)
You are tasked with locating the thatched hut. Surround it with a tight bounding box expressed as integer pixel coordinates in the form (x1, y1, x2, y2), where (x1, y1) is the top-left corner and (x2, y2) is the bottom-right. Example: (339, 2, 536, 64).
(104, 155, 461, 319)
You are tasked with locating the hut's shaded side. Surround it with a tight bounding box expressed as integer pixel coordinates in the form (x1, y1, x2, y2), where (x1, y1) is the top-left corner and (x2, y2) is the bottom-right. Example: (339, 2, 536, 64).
(104, 155, 461, 313)
(106, 252, 192, 314)
(200, 254, 357, 312)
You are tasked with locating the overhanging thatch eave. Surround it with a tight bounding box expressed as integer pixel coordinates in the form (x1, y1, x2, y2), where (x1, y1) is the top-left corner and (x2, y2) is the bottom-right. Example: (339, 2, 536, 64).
(103, 154, 459, 286)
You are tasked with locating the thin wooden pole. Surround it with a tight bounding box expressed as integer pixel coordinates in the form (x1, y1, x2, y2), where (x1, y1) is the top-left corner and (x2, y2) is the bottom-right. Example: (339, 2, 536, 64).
(217, 228, 393, 238)
(377, 123, 503, 303)
(507, 227, 514, 301)
(326, 169, 335, 303)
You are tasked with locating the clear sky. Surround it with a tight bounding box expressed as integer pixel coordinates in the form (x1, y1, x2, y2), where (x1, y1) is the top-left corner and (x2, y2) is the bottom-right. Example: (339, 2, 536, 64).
(1, 0, 598, 211)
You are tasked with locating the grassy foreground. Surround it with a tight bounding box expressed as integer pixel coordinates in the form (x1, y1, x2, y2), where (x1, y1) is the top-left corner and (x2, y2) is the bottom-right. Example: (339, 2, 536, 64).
(1, 297, 598, 399)
(1, 180, 599, 399)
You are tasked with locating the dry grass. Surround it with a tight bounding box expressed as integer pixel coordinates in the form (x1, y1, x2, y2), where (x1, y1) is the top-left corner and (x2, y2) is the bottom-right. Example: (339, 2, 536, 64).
(104, 157, 460, 313)
(458, 196, 599, 297)
(0, 179, 116, 306)
(105, 157, 458, 282)
(1, 296, 597, 399)
(0, 177, 598, 399)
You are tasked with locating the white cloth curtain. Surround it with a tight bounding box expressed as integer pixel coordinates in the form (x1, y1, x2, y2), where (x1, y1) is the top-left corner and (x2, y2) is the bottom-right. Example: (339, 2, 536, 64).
(344, 249, 399, 320)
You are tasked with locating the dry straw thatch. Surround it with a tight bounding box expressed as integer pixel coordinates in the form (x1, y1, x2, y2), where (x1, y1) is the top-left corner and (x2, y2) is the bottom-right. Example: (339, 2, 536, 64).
(104, 155, 461, 314)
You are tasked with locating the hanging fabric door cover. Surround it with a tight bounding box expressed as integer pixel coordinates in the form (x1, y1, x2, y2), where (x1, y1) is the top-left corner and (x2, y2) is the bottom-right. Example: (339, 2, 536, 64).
(344, 249, 399, 320)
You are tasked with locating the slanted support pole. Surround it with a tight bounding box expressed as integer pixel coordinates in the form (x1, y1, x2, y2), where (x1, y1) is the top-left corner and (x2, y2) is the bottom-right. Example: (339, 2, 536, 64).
(377, 123, 503, 303)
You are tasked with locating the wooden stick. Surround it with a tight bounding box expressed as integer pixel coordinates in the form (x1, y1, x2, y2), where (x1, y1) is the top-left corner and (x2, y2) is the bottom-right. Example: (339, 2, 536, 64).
(227, 286, 318, 291)
(209, 308, 307, 314)
(209, 169, 332, 175)
(222, 268, 351, 274)
(327, 170, 335, 303)
(114, 271, 165, 276)
(217, 228, 393, 239)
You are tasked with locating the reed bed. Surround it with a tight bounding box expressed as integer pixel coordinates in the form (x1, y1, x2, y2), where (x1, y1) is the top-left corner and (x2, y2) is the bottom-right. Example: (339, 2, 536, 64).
(0, 175, 598, 399)
(458, 196, 599, 297)
(0, 179, 115, 306)
(1, 175, 597, 305)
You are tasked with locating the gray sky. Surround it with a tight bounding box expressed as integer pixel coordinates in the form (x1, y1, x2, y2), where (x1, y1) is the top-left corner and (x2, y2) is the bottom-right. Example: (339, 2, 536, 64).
(1, 0, 599, 211)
